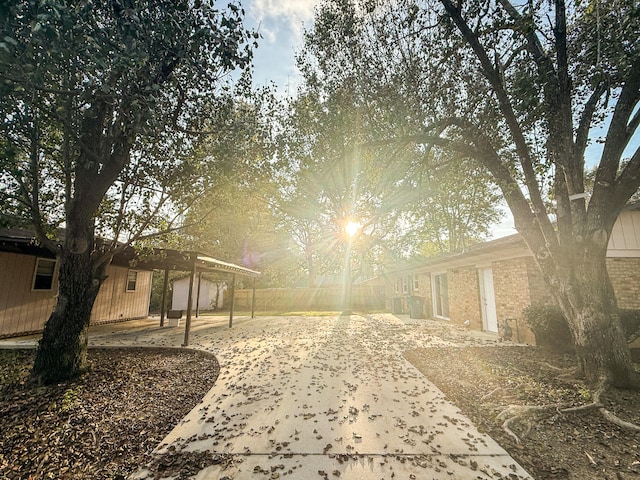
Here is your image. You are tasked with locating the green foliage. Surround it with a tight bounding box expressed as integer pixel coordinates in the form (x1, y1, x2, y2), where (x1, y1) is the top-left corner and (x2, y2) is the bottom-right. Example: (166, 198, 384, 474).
(0, 0, 258, 247)
(575, 383, 592, 401)
(292, 0, 504, 270)
(523, 304, 575, 354)
(302, 0, 640, 386)
(0, 0, 261, 383)
(60, 386, 83, 413)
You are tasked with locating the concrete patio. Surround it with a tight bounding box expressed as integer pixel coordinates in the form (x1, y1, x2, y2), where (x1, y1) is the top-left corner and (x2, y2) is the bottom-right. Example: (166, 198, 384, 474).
(2, 313, 533, 479)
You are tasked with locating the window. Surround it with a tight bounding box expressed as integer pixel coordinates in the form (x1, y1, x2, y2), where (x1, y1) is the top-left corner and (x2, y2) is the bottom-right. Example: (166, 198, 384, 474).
(33, 258, 56, 291)
(402, 277, 409, 294)
(413, 274, 420, 291)
(126, 270, 138, 292)
(394, 278, 400, 294)
(432, 273, 449, 318)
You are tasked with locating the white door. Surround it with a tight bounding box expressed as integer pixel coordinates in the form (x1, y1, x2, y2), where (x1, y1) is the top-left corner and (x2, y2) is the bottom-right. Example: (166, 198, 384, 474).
(478, 268, 498, 333)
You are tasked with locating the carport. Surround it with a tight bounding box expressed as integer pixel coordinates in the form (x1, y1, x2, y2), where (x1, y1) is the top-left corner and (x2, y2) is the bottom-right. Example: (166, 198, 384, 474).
(113, 248, 260, 346)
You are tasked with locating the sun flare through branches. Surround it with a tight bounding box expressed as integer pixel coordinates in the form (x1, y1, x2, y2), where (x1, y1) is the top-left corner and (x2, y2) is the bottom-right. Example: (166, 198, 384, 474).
(345, 220, 361, 238)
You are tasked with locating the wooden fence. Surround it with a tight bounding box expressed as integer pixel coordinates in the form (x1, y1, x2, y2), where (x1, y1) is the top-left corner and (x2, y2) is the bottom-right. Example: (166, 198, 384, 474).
(232, 286, 386, 312)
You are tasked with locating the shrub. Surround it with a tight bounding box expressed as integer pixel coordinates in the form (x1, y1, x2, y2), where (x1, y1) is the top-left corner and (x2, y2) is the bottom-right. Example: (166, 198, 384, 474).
(620, 309, 640, 341)
(523, 304, 575, 353)
(524, 306, 640, 352)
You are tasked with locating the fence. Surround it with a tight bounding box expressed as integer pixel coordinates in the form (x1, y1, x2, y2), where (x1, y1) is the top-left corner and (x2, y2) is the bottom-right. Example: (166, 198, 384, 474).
(232, 286, 386, 312)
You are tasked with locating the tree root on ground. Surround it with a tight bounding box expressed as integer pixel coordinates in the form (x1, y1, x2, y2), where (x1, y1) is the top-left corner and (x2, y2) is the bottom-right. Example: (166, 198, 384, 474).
(480, 386, 503, 401)
(495, 379, 640, 443)
(496, 404, 558, 443)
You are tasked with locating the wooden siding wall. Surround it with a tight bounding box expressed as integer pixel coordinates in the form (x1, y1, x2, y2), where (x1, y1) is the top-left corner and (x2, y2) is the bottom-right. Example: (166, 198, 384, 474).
(0, 251, 152, 337)
(172, 278, 223, 311)
(90, 267, 152, 325)
(0, 252, 58, 336)
(609, 210, 640, 254)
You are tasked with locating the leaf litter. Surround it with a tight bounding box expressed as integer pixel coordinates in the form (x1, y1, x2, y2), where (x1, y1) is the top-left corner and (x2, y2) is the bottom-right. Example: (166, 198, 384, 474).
(0, 348, 219, 480)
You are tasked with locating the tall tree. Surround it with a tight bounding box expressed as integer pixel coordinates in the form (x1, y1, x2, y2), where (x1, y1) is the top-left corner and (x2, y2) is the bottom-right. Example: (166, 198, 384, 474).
(176, 90, 302, 288)
(275, 86, 413, 284)
(0, 0, 257, 383)
(305, 0, 640, 388)
(296, 4, 503, 260)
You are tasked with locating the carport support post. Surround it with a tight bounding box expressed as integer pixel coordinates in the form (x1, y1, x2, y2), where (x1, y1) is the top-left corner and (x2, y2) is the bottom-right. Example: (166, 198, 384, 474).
(251, 276, 256, 319)
(160, 268, 169, 327)
(183, 254, 196, 347)
(229, 273, 236, 328)
(195, 271, 202, 318)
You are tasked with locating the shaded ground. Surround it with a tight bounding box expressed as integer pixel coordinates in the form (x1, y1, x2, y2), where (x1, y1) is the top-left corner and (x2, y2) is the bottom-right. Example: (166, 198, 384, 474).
(404, 346, 640, 480)
(0, 348, 219, 480)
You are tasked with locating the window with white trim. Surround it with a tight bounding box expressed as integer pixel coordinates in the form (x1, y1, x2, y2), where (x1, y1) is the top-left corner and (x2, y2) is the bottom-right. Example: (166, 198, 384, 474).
(126, 270, 138, 292)
(413, 274, 420, 292)
(32, 258, 56, 291)
(402, 277, 409, 294)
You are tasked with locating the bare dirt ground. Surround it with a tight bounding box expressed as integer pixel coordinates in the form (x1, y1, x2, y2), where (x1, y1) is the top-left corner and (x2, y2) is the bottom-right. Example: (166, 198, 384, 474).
(404, 345, 640, 480)
(0, 348, 219, 480)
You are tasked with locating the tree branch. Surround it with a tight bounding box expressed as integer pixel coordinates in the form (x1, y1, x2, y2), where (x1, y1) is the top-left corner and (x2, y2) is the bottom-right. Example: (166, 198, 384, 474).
(614, 145, 640, 205)
(592, 56, 640, 213)
(440, 0, 554, 243)
(575, 82, 607, 161)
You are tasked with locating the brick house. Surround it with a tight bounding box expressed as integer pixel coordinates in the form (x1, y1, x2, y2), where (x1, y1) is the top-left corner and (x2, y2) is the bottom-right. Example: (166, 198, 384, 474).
(386, 206, 640, 344)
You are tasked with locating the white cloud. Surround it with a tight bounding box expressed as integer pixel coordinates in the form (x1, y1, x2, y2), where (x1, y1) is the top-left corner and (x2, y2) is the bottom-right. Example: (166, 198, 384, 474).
(248, 0, 317, 41)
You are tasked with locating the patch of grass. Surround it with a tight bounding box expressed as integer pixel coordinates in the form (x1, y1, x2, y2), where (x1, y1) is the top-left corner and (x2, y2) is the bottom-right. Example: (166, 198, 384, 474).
(60, 386, 83, 412)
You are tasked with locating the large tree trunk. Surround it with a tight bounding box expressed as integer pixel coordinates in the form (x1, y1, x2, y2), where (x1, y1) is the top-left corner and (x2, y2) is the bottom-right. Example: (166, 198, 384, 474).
(31, 227, 105, 385)
(539, 234, 639, 389)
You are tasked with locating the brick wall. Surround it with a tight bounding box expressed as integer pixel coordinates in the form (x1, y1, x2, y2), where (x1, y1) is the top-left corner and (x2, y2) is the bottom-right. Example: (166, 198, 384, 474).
(448, 267, 482, 329)
(607, 257, 640, 309)
(493, 258, 531, 319)
(525, 257, 554, 305)
(492, 258, 537, 344)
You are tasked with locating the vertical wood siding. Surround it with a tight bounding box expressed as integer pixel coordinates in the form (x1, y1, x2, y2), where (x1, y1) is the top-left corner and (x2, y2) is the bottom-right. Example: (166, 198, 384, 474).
(90, 267, 152, 324)
(0, 252, 152, 337)
(0, 253, 58, 336)
(609, 210, 640, 254)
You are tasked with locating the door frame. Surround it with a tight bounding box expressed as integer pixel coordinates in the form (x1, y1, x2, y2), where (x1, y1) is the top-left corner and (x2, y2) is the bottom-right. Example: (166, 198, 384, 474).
(478, 267, 498, 333)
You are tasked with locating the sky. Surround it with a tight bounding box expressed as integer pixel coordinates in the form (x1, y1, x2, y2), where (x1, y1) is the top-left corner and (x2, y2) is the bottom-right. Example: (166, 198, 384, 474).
(243, 0, 318, 94)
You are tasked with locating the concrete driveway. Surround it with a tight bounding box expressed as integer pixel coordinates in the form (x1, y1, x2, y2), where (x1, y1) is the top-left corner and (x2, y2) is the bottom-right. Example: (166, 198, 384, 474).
(3, 313, 532, 479)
